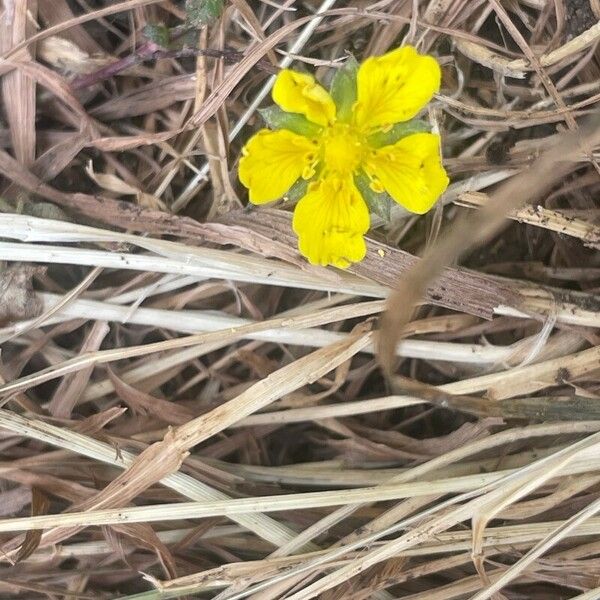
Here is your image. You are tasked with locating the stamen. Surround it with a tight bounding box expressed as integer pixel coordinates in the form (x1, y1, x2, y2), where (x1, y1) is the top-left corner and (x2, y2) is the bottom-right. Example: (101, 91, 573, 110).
(302, 165, 316, 179)
(369, 179, 385, 194)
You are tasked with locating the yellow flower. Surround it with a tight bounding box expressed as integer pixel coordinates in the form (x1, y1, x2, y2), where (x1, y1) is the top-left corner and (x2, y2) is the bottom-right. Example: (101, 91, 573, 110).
(239, 46, 449, 268)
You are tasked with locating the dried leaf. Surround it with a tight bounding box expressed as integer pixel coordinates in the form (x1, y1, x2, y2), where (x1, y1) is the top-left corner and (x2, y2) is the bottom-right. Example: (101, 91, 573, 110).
(0, 266, 44, 326)
(0, 0, 37, 166)
(38, 36, 110, 74)
(85, 161, 167, 210)
(115, 523, 178, 579)
(47, 321, 110, 418)
(15, 488, 50, 562)
(377, 120, 600, 379)
(107, 368, 195, 426)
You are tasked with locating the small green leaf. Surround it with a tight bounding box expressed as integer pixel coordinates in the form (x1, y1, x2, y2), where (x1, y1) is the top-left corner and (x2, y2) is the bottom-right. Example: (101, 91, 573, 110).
(258, 105, 322, 137)
(285, 177, 310, 202)
(143, 24, 171, 48)
(355, 171, 392, 223)
(330, 55, 359, 123)
(185, 0, 224, 27)
(368, 119, 431, 148)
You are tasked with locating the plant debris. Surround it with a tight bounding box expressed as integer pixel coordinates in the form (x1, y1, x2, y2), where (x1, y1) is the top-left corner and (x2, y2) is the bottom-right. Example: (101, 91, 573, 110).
(0, 1, 600, 599)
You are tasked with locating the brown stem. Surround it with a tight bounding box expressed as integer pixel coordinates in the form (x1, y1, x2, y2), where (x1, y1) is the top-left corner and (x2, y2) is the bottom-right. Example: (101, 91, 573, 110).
(71, 44, 277, 91)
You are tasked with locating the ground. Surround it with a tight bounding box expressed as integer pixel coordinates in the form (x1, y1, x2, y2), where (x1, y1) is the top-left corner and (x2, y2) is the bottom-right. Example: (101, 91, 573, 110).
(0, 1, 599, 599)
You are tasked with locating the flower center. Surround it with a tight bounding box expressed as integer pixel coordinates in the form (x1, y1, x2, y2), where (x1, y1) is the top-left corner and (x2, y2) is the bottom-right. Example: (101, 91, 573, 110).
(319, 124, 364, 176)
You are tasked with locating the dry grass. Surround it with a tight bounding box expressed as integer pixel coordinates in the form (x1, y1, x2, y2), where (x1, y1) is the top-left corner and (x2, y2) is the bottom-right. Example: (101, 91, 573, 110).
(1, 0, 600, 598)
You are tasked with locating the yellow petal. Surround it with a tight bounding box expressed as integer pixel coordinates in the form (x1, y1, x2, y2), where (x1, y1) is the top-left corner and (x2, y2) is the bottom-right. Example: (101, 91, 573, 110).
(364, 133, 449, 214)
(273, 69, 336, 127)
(354, 46, 441, 132)
(239, 129, 318, 204)
(293, 177, 369, 268)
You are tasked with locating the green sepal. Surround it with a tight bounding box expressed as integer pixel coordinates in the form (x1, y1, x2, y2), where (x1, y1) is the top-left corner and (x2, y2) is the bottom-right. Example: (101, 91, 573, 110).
(330, 55, 359, 123)
(284, 177, 310, 203)
(355, 171, 392, 223)
(258, 105, 322, 137)
(367, 119, 431, 148)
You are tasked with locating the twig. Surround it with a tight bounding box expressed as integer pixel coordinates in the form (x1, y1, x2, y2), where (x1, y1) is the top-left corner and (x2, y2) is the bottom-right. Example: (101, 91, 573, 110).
(71, 43, 277, 90)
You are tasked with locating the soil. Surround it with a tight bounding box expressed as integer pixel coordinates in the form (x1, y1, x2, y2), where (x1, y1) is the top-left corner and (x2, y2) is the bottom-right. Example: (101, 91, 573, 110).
(564, 0, 597, 39)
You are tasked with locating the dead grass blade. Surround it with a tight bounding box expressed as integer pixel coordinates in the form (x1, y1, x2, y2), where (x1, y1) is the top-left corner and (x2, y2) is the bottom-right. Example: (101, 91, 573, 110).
(13, 488, 50, 563)
(377, 119, 600, 379)
(0, 0, 36, 166)
(2, 2, 600, 597)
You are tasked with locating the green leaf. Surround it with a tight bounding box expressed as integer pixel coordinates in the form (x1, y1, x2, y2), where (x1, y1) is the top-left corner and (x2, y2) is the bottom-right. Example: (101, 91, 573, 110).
(330, 55, 359, 123)
(143, 24, 171, 48)
(367, 119, 431, 148)
(355, 171, 392, 223)
(258, 105, 322, 137)
(185, 0, 224, 27)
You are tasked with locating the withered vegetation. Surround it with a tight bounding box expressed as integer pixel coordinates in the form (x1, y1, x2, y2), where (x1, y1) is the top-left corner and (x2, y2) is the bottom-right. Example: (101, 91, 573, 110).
(1, 1, 600, 598)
